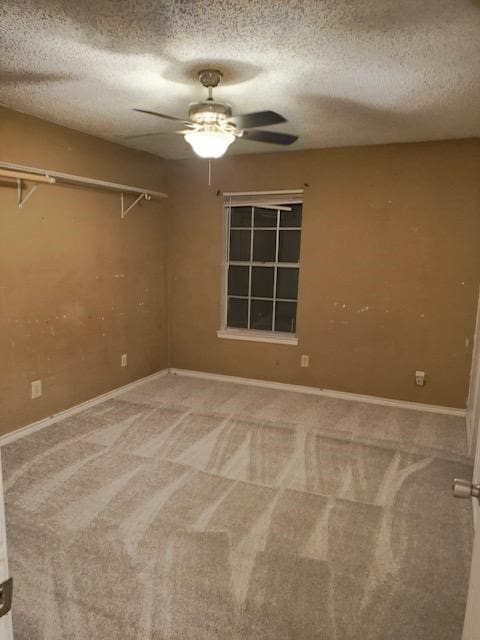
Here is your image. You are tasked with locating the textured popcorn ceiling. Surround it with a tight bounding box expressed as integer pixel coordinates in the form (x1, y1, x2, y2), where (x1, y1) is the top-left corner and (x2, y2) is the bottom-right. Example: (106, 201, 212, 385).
(0, 0, 479, 159)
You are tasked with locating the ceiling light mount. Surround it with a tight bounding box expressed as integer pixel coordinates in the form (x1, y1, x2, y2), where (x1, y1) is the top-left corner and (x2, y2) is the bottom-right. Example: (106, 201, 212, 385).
(198, 69, 223, 89)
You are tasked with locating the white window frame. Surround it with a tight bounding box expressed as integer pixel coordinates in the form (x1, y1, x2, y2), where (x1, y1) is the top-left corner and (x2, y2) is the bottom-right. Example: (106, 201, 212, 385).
(218, 190, 303, 346)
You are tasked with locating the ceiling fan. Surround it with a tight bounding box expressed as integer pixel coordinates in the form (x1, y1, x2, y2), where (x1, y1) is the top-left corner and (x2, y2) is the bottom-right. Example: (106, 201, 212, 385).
(132, 69, 298, 159)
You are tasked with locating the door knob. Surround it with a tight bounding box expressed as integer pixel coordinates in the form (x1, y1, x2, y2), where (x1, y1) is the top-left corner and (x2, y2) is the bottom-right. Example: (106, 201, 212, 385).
(453, 478, 480, 501)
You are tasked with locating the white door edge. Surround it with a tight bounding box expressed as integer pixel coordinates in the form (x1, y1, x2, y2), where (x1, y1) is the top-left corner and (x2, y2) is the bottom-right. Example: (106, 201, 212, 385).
(0, 452, 13, 639)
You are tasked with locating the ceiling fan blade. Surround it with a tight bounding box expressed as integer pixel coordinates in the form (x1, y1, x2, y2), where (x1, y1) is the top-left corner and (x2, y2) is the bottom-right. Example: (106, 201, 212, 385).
(241, 129, 298, 145)
(227, 110, 287, 129)
(133, 108, 189, 123)
(123, 131, 172, 140)
(123, 128, 192, 140)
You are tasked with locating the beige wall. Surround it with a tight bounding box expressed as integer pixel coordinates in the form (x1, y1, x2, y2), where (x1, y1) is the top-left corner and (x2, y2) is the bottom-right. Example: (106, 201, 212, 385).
(0, 108, 168, 434)
(167, 140, 480, 408)
(1, 107, 479, 436)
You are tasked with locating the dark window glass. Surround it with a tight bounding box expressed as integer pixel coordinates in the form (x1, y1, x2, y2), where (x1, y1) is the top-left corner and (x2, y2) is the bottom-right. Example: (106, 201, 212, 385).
(278, 230, 301, 262)
(276, 268, 299, 300)
(280, 203, 302, 228)
(251, 299, 273, 330)
(227, 297, 248, 328)
(252, 267, 274, 298)
(253, 230, 276, 262)
(230, 230, 251, 261)
(231, 206, 252, 228)
(228, 266, 249, 296)
(254, 207, 277, 227)
(225, 200, 301, 334)
(275, 301, 297, 332)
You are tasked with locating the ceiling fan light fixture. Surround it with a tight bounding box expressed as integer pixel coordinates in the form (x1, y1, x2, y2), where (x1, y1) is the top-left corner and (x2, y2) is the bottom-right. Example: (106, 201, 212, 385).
(134, 68, 297, 156)
(184, 128, 235, 159)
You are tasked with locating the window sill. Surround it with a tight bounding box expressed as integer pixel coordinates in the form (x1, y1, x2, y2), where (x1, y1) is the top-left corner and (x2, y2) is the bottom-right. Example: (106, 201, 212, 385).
(217, 329, 298, 346)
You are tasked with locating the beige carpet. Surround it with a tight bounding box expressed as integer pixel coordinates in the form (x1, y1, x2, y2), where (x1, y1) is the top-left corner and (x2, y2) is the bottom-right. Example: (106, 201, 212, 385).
(2, 373, 474, 639)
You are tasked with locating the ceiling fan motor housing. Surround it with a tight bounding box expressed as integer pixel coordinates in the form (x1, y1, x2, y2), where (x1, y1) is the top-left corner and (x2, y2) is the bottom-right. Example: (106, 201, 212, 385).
(188, 101, 232, 126)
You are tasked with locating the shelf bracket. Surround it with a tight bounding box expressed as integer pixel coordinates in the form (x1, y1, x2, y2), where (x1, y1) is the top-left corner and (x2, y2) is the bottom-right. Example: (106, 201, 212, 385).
(120, 191, 151, 218)
(17, 179, 39, 209)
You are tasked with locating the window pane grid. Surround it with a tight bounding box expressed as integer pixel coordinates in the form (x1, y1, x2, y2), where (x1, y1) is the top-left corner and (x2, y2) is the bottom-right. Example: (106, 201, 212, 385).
(229, 261, 300, 268)
(272, 209, 280, 332)
(225, 202, 301, 334)
(247, 207, 254, 328)
(226, 206, 231, 262)
(230, 227, 300, 231)
(229, 296, 298, 303)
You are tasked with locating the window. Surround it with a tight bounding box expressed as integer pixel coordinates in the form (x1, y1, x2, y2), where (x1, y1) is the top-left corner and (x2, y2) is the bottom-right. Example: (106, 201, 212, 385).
(218, 191, 303, 345)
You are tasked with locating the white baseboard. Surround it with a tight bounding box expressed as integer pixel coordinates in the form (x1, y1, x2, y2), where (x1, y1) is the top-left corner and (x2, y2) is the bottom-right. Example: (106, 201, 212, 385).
(0, 369, 169, 447)
(1, 366, 466, 448)
(170, 368, 466, 417)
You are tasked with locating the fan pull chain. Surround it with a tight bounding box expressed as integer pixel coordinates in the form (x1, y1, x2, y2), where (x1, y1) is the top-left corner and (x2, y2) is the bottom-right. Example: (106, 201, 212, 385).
(208, 160, 212, 186)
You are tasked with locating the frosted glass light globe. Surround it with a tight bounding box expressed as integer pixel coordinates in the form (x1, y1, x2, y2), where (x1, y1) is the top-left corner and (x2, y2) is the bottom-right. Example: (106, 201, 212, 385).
(185, 129, 235, 159)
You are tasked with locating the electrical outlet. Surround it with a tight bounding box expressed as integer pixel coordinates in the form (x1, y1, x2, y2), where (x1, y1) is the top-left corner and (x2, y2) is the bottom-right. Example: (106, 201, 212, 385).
(301, 355, 310, 368)
(121, 353, 128, 367)
(31, 379, 42, 399)
(415, 370, 425, 386)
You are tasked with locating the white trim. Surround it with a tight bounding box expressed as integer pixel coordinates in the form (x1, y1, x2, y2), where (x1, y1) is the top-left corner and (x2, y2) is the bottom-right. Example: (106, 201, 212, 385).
(170, 368, 466, 416)
(466, 286, 480, 455)
(0, 161, 167, 199)
(223, 189, 304, 197)
(473, 498, 478, 530)
(0, 452, 13, 639)
(228, 202, 293, 211)
(221, 203, 231, 331)
(0, 369, 169, 447)
(222, 194, 302, 337)
(472, 421, 480, 528)
(217, 329, 298, 345)
(1, 365, 466, 450)
(467, 412, 474, 457)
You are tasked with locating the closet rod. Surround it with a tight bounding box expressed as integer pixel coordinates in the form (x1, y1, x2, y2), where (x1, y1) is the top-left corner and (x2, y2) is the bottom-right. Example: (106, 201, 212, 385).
(0, 161, 167, 199)
(0, 168, 55, 184)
